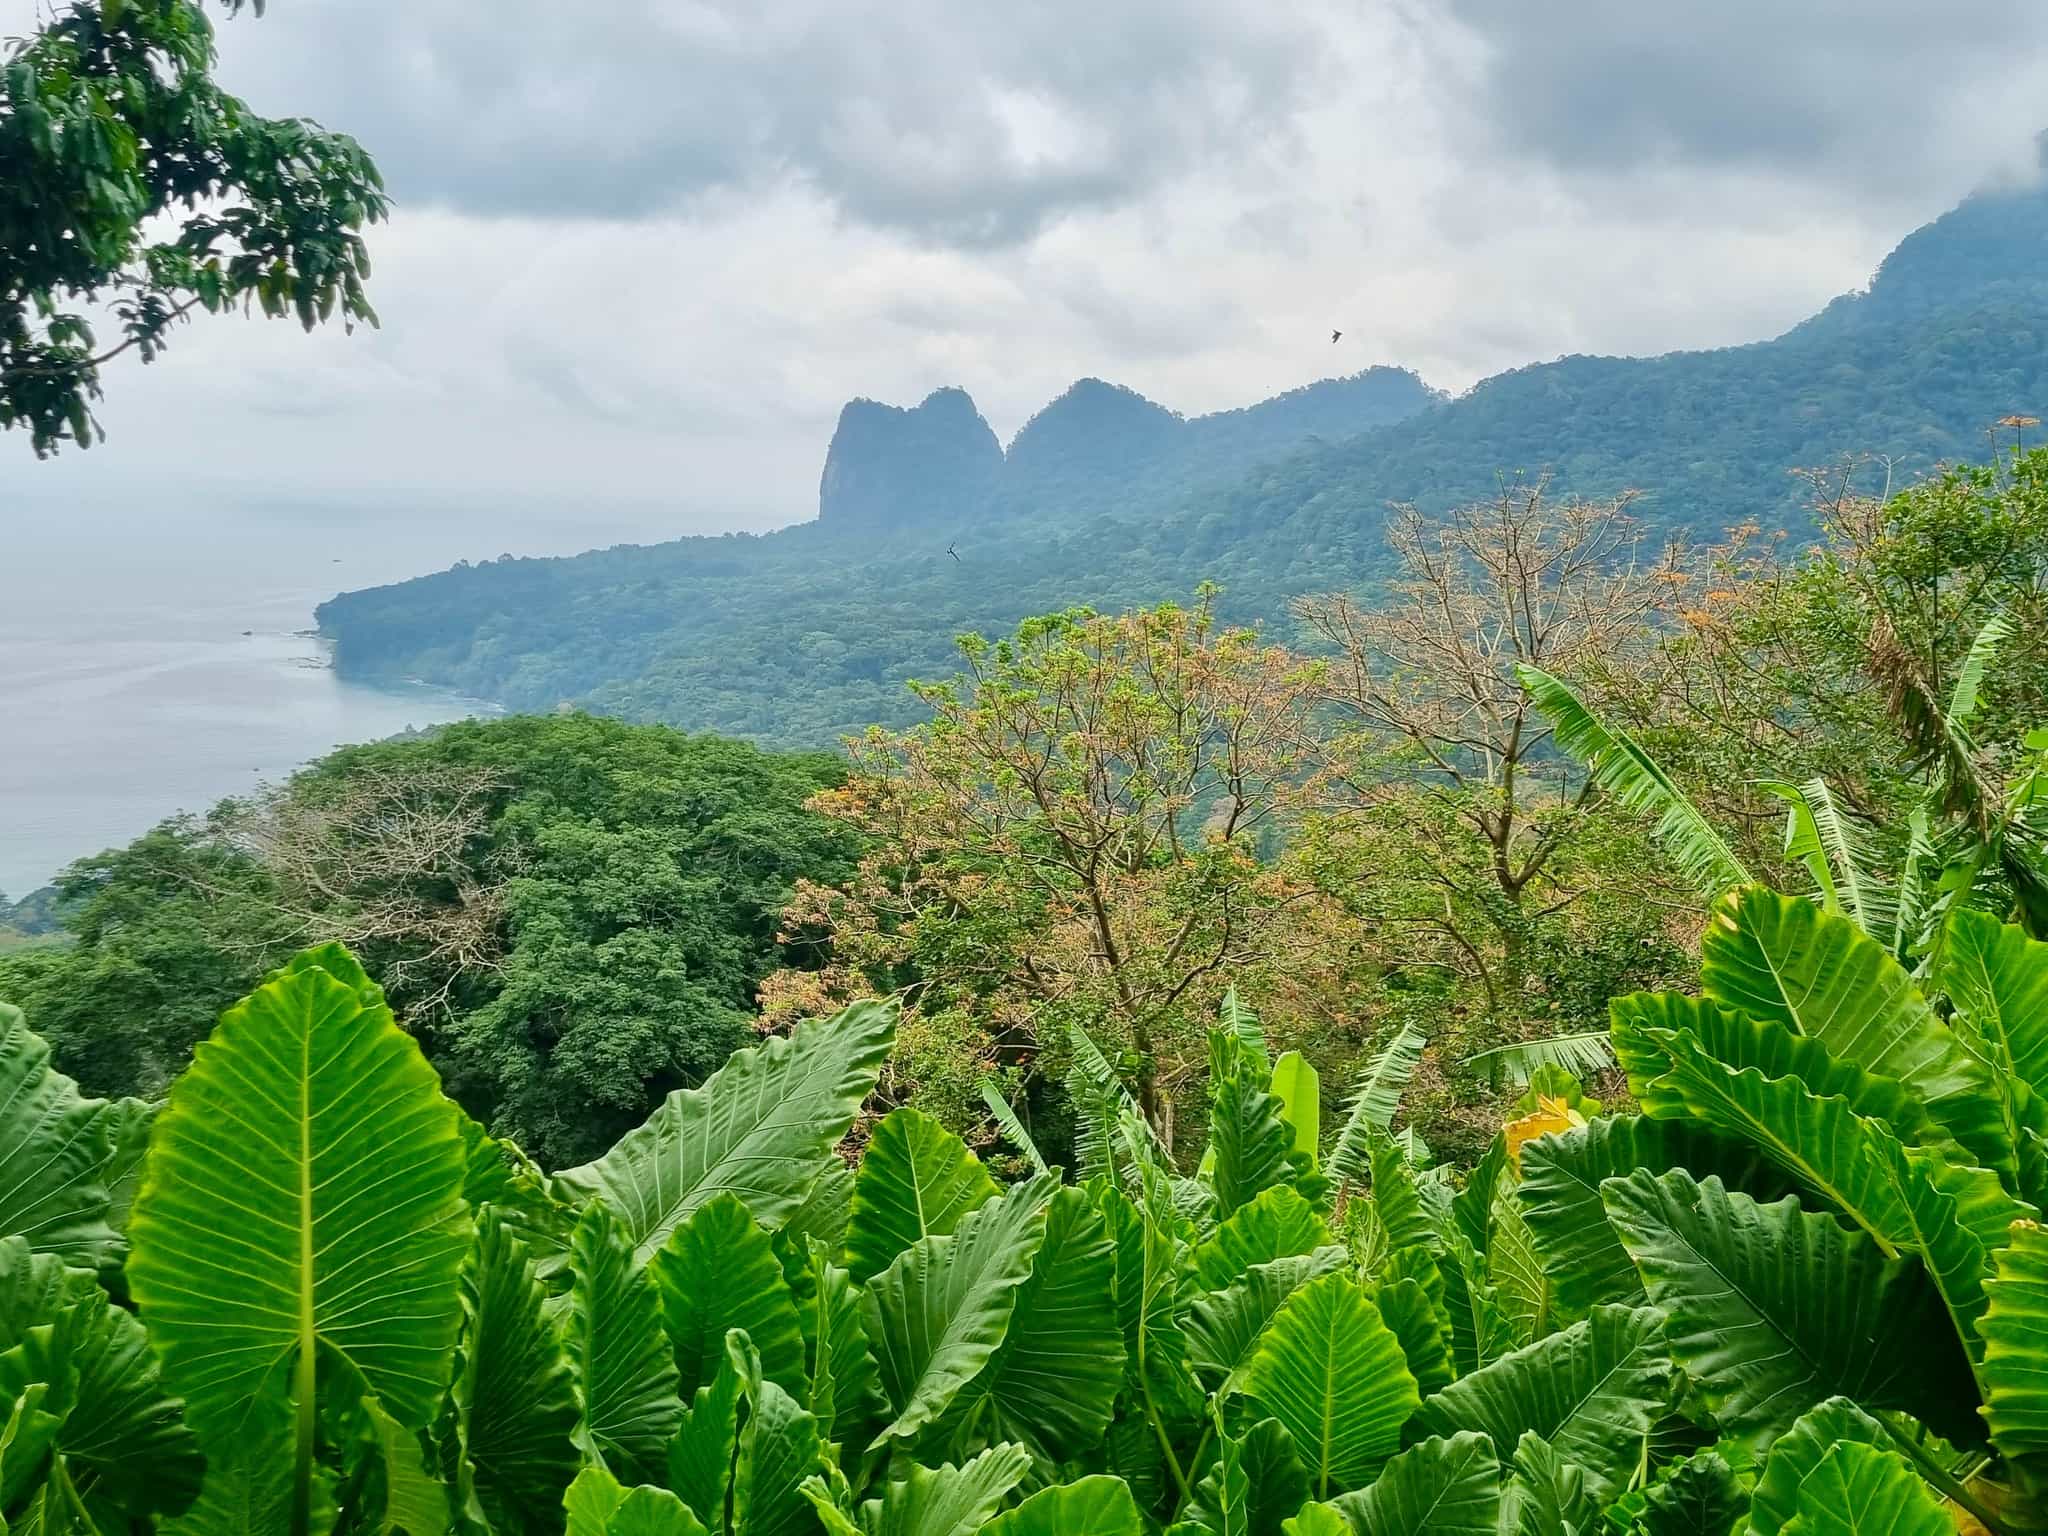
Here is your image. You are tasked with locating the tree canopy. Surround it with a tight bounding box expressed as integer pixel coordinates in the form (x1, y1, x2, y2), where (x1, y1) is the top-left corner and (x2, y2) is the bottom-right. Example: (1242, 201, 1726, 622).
(1, 0, 384, 455)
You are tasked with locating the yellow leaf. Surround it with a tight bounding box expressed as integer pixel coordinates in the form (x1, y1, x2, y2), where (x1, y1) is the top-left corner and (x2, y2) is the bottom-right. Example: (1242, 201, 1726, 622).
(1504, 1096, 1580, 1170)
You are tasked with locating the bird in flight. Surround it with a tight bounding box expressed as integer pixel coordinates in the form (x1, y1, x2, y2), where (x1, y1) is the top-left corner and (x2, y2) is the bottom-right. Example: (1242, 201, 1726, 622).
(1330, 329, 1342, 344)
(946, 542, 961, 563)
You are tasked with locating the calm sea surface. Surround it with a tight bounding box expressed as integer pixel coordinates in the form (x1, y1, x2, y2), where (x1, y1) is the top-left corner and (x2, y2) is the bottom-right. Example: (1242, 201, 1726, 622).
(0, 493, 696, 898)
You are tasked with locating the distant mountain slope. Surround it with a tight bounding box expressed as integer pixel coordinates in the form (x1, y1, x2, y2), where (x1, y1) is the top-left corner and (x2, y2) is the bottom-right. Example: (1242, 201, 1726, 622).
(319, 178, 2048, 745)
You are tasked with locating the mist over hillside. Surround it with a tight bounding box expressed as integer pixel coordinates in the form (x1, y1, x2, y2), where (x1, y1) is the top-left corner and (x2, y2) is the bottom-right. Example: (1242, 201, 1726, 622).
(318, 176, 2048, 743)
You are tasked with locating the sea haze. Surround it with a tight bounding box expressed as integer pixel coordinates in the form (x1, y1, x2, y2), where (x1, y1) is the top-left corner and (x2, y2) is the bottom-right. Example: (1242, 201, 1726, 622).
(0, 489, 703, 898)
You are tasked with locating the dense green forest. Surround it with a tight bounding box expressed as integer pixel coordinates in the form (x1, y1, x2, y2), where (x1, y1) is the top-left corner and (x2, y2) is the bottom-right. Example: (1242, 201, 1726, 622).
(316, 178, 2048, 743)
(0, 715, 857, 1165)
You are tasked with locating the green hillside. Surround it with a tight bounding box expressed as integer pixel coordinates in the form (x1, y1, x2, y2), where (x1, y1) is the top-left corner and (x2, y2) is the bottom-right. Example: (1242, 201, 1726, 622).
(318, 179, 2048, 743)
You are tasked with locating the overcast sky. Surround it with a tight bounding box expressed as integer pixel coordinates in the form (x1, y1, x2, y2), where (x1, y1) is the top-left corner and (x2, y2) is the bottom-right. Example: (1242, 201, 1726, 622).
(6, 0, 2048, 541)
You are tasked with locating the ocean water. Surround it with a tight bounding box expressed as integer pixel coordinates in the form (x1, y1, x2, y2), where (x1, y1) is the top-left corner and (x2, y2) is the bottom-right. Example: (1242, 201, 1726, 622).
(0, 492, 695, 899)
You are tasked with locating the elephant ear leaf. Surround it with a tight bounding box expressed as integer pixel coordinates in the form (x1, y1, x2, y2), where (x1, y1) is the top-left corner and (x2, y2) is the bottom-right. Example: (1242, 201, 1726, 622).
(804, 1441, 1033, 1536)
(0, 1235, 204, 1520)
(650, 1191, 807, 1404)
(563, 1199, 680, 1486)
(844, 1107, 997, 1284)
(565, 1463, 710, 1536)
(1327, 1430, 1500, 1536)
(0, 1003, 122, 1266)
(1599, 1169, 1978, 1450)
(1636, 1450, 1746, 1536)
(980, 1474, 1144, 1535)
(1700, 886, 2009, 1173)
(559, 1000, 896, 1264)
(1747, 1398, 1890, 1536)
(1207, 1028, 1312, 1219)
(863, 1175, 1056, 1448)
(1244, 1270, 1420, 1498)
(1775, 1442, 1949, 1536)
(1416, 1304, 1671, 1502)
(125, 945, 470, 1497)
(453, 1206, 582, 1536)
(943, 1184, 1124, 1462)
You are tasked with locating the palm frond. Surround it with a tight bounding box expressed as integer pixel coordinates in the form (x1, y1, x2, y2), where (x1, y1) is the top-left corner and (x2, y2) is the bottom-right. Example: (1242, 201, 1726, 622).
(1946, 611, 2013, 734)
(1325, 1021, 1427, 1190)
(1065, 1022, 1169, 1183)
(1895, 805, 1936, 961)
(1463, 1030, 1617, 1087)
(1516, 664, 1753, 896)
(1758, 778, 1899, 942)
(1757, 778, 1842, 917)
(979, 1078, 1050, 1176)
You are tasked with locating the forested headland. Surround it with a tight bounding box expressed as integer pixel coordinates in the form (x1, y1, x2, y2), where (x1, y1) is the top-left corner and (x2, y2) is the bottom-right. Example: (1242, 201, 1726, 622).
(315, 177, 2048, 741)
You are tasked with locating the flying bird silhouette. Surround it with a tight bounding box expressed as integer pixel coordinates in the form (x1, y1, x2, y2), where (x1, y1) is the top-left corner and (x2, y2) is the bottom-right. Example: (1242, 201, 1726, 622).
(1330, 329, 1342, 344)
(946, 542, 960, 563)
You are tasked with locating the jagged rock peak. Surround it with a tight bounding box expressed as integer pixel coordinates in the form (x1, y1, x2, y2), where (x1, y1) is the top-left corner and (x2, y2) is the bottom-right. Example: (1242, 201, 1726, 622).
(817, 386, 1003, 527)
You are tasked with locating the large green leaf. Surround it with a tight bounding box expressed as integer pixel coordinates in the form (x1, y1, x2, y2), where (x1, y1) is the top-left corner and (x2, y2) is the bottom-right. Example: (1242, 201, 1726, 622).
(1520, 1116, 1798, 1318)
(802, 1441, 1032, 1536)
(125, 945, 471, 1524)
(1979, 1218, 2048, 1462)
(1637, 1450, 1746, 1536)
(1416, 1304, 1671, 1500)
(1619, 1022, 1918, 1252)
(667, 1342, 743, 1532)
(1773, 1442, 1950, 1536)
(722, 1329, 836, 1536)
(1747, 1397, 1890, 1536)
(1367, 1274, 1455, 1399)
(1094, 1180, 1203, 1419)
(1192, 1186, 1335, 1292)
(0, 1235, 203, 1518)
(1373, 1131, 1444, 1258)
(1600, 1170, 1978, 1448)
(1943, 912, 2048, 1095)
(1941, 911, 2048, 1166)
(1612, 993, 1943, 1146)
(1181, 1414, 1312, 1536)
(363, 1395, 452, 1536)
(565, 1464, 710, 1536)
(559, 1001, 896, 1264)
(1327, 1431, 1499, 1536)
(948, 1183, 1122, 1461)
(795, 1238, 884, 1452)
(1867, 1132, 2033, 1374)
(561, 1199, 680, 1486)
(844, 1107, 997, 1285)
(980, 1475, 1143, 1536)
(1698, 887, 2009, 1172)
(453, 1206, 582, 1535)
(1271, 1052, 1321, 1170)
(863, 1175, 1054, 1447)
(0, 1003, 123, 1267)
(1436, 1237, 1518, 1379)
(1498, 1430, 1596, 1536)
(1485, 1183, 1551, 1345)
(1209, 1028, 1314, 1219)
(649, 1192, 806, 1404)
(1244, 1270, 1420, 1498)
(1186, 1248, 1348, 1393)
(1326, 1024, 1428, 1192)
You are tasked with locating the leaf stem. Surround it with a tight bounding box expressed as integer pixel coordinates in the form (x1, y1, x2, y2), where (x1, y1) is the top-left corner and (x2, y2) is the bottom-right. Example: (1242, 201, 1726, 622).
(1880, 1417, 2006, 1536)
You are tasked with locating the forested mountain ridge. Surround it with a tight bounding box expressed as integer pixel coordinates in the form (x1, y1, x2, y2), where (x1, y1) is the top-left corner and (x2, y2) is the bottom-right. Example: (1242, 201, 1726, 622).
(319, 176, 2048, 743)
